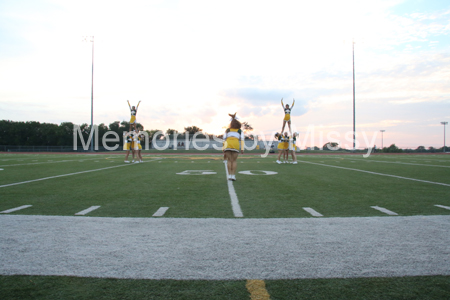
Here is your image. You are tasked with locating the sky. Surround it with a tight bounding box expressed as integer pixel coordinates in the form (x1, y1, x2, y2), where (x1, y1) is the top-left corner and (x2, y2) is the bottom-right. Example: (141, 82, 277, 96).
(0, 0, 449, 149)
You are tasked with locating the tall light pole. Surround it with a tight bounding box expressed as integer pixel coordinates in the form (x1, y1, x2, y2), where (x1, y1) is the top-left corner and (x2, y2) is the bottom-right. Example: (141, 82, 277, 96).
(352, 38, 356, 151)
(441, 122, 448, 152)
(380, 130, 385, 149)
(83, 36, 94, 152)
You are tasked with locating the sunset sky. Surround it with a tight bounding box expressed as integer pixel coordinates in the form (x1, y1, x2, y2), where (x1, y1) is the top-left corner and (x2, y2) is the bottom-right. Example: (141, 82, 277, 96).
(0, 0, 449, 149)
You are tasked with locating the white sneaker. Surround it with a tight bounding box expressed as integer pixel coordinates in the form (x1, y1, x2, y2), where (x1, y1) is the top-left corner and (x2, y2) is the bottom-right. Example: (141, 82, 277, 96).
(132, 160, 135, 163)
(134, 161, 140, 163)
(124, 160, 130, 163)
(140, 160, 143, 163)
(231, 175, 236, 181)
(293, 161, 298, 164)
(276, 160, 282, 164)
(228, 175, 232, 180)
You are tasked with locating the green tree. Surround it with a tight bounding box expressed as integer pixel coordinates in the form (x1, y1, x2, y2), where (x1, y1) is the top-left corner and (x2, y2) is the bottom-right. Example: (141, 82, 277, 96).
(184, 126, 202, 134)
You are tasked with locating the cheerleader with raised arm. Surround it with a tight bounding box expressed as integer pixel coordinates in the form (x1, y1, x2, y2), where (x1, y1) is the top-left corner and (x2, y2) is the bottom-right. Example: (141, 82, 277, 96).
(127, 100, 141, 130)
(281, 98, 295, 135)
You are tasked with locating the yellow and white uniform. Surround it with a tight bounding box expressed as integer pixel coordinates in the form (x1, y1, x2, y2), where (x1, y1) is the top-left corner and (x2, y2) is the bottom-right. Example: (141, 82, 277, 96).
(132, 132, 142, 150)
(290, 136, 297, 151)
(123, 132, 133, 151)
(277, 134, 289, 150)
(281, 99, 294, 122)
(223, 128, 244, 152)
(128, 101, 140, 124)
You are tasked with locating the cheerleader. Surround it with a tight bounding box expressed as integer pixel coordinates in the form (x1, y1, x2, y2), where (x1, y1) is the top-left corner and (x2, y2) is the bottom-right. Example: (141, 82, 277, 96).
(223, 113, 245, 181)
(290, 132, 298, 164)
(133, 129, 143, 163)
(275, 132, 289, 164)
(281, 98, 295, 135)
(123, 131, 134, 163)
(127, 100, 141, 130)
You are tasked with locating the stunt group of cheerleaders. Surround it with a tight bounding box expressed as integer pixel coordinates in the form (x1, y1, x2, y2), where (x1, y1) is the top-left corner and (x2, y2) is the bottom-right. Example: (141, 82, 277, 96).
(124, 98, 298, 180)
(123, 100, 144, 163)
(275, 98, 298, 164)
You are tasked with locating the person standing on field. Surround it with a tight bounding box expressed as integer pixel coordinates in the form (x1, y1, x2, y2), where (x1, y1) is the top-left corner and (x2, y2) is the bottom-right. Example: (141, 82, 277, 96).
(223, 113, 244, 181)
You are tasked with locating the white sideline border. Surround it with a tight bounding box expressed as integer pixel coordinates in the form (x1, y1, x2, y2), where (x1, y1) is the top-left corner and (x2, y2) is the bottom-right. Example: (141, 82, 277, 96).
(303, 207, 323, 217)
(297, 160, 450, 187)
(435, 204, 450, 211)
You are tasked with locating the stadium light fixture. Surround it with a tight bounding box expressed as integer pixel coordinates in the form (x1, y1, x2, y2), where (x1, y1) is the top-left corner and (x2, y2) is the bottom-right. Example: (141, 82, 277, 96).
(441, 122, 448, 153)
(380, 130, 385, 149)
(83, 36, 94, 152)
(352, 38, 356, 151)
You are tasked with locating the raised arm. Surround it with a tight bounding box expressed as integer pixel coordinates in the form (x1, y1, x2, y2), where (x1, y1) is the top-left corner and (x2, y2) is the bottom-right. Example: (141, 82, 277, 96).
(136, 100, 141, 111)
(281, 98, 284, 108)
(127, 100, 131, 110)
(291, 99, 295, 109)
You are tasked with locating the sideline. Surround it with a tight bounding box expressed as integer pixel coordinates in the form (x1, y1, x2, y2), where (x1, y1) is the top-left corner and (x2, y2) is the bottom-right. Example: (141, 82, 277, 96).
(297, 160, 450, 187)
(1, 215, 449, 280)
(340, 157, 450, 168)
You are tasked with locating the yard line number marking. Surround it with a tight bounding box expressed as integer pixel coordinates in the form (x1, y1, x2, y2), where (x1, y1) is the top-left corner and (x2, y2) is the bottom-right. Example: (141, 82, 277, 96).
(297, 160, 450, 187)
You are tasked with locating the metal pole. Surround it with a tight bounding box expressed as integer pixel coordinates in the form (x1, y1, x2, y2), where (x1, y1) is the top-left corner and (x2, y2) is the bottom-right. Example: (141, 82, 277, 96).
(380, 130, 385, 149)
(90, 36, 94, 152)
(442, 122, 448, 152)
(352, 38, 356, 151)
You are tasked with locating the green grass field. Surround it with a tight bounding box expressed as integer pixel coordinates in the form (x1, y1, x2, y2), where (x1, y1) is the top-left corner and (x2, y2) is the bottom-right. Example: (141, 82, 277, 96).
(1, 152, 450, 299)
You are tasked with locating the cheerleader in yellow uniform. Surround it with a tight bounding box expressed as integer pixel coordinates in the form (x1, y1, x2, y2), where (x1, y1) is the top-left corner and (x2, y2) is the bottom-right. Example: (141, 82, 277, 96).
(223, 113, 245, 181)
(123, 131, 134, 163)
(281, 98, 295, 135)
(127, 100, 141, 130)
(276, 132, 289, 164)
(133, 129, 144, 163)
(290, 132, 298, 164)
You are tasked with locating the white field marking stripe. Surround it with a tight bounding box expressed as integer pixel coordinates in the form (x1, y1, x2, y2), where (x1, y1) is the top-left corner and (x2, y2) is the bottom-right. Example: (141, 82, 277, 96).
(343, 157, 450, 168)
(0, 157, 119, 168)
(371, 206, 398, 216)
(223, 162, 244, 218)
(152, 207, 169, 217)
(303, 207, 323, 217)
(75, 206, 101, 216)
(0, 205, 32, 214)
(297, 160, 450, 187)
(435, 205, 450, 210)
(0, 162, 152, 189)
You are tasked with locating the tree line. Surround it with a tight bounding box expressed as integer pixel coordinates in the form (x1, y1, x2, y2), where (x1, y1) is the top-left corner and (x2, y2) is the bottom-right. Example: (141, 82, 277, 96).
(0, 120, 255, 146)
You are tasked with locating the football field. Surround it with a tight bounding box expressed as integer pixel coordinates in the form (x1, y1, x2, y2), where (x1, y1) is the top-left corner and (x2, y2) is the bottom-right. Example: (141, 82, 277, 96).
(1, 152, 450, 299)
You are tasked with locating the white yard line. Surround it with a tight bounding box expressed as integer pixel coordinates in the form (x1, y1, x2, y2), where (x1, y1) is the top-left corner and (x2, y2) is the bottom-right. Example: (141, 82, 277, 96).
(0, 157, 117, 168)
(152, 207, 169, 217)
(0, 163, 146, 189)
(0, 205, 32, 214)
(303, 207, 323, 217)
(343, 157, 450, 168)
(435, 205, 450, 211)
(223, 162, 243, 218)
(371, 206, 398, 216)
(297, 160, 450, 187)
(75, 206, 101, 216)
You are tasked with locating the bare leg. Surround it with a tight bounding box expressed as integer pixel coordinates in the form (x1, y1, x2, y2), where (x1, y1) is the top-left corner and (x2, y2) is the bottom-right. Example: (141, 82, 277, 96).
(287, 121, 292, 135)
(281, 121, 286, 133)
(277, 150, 283, 161)
(225, 151, 232, 175)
